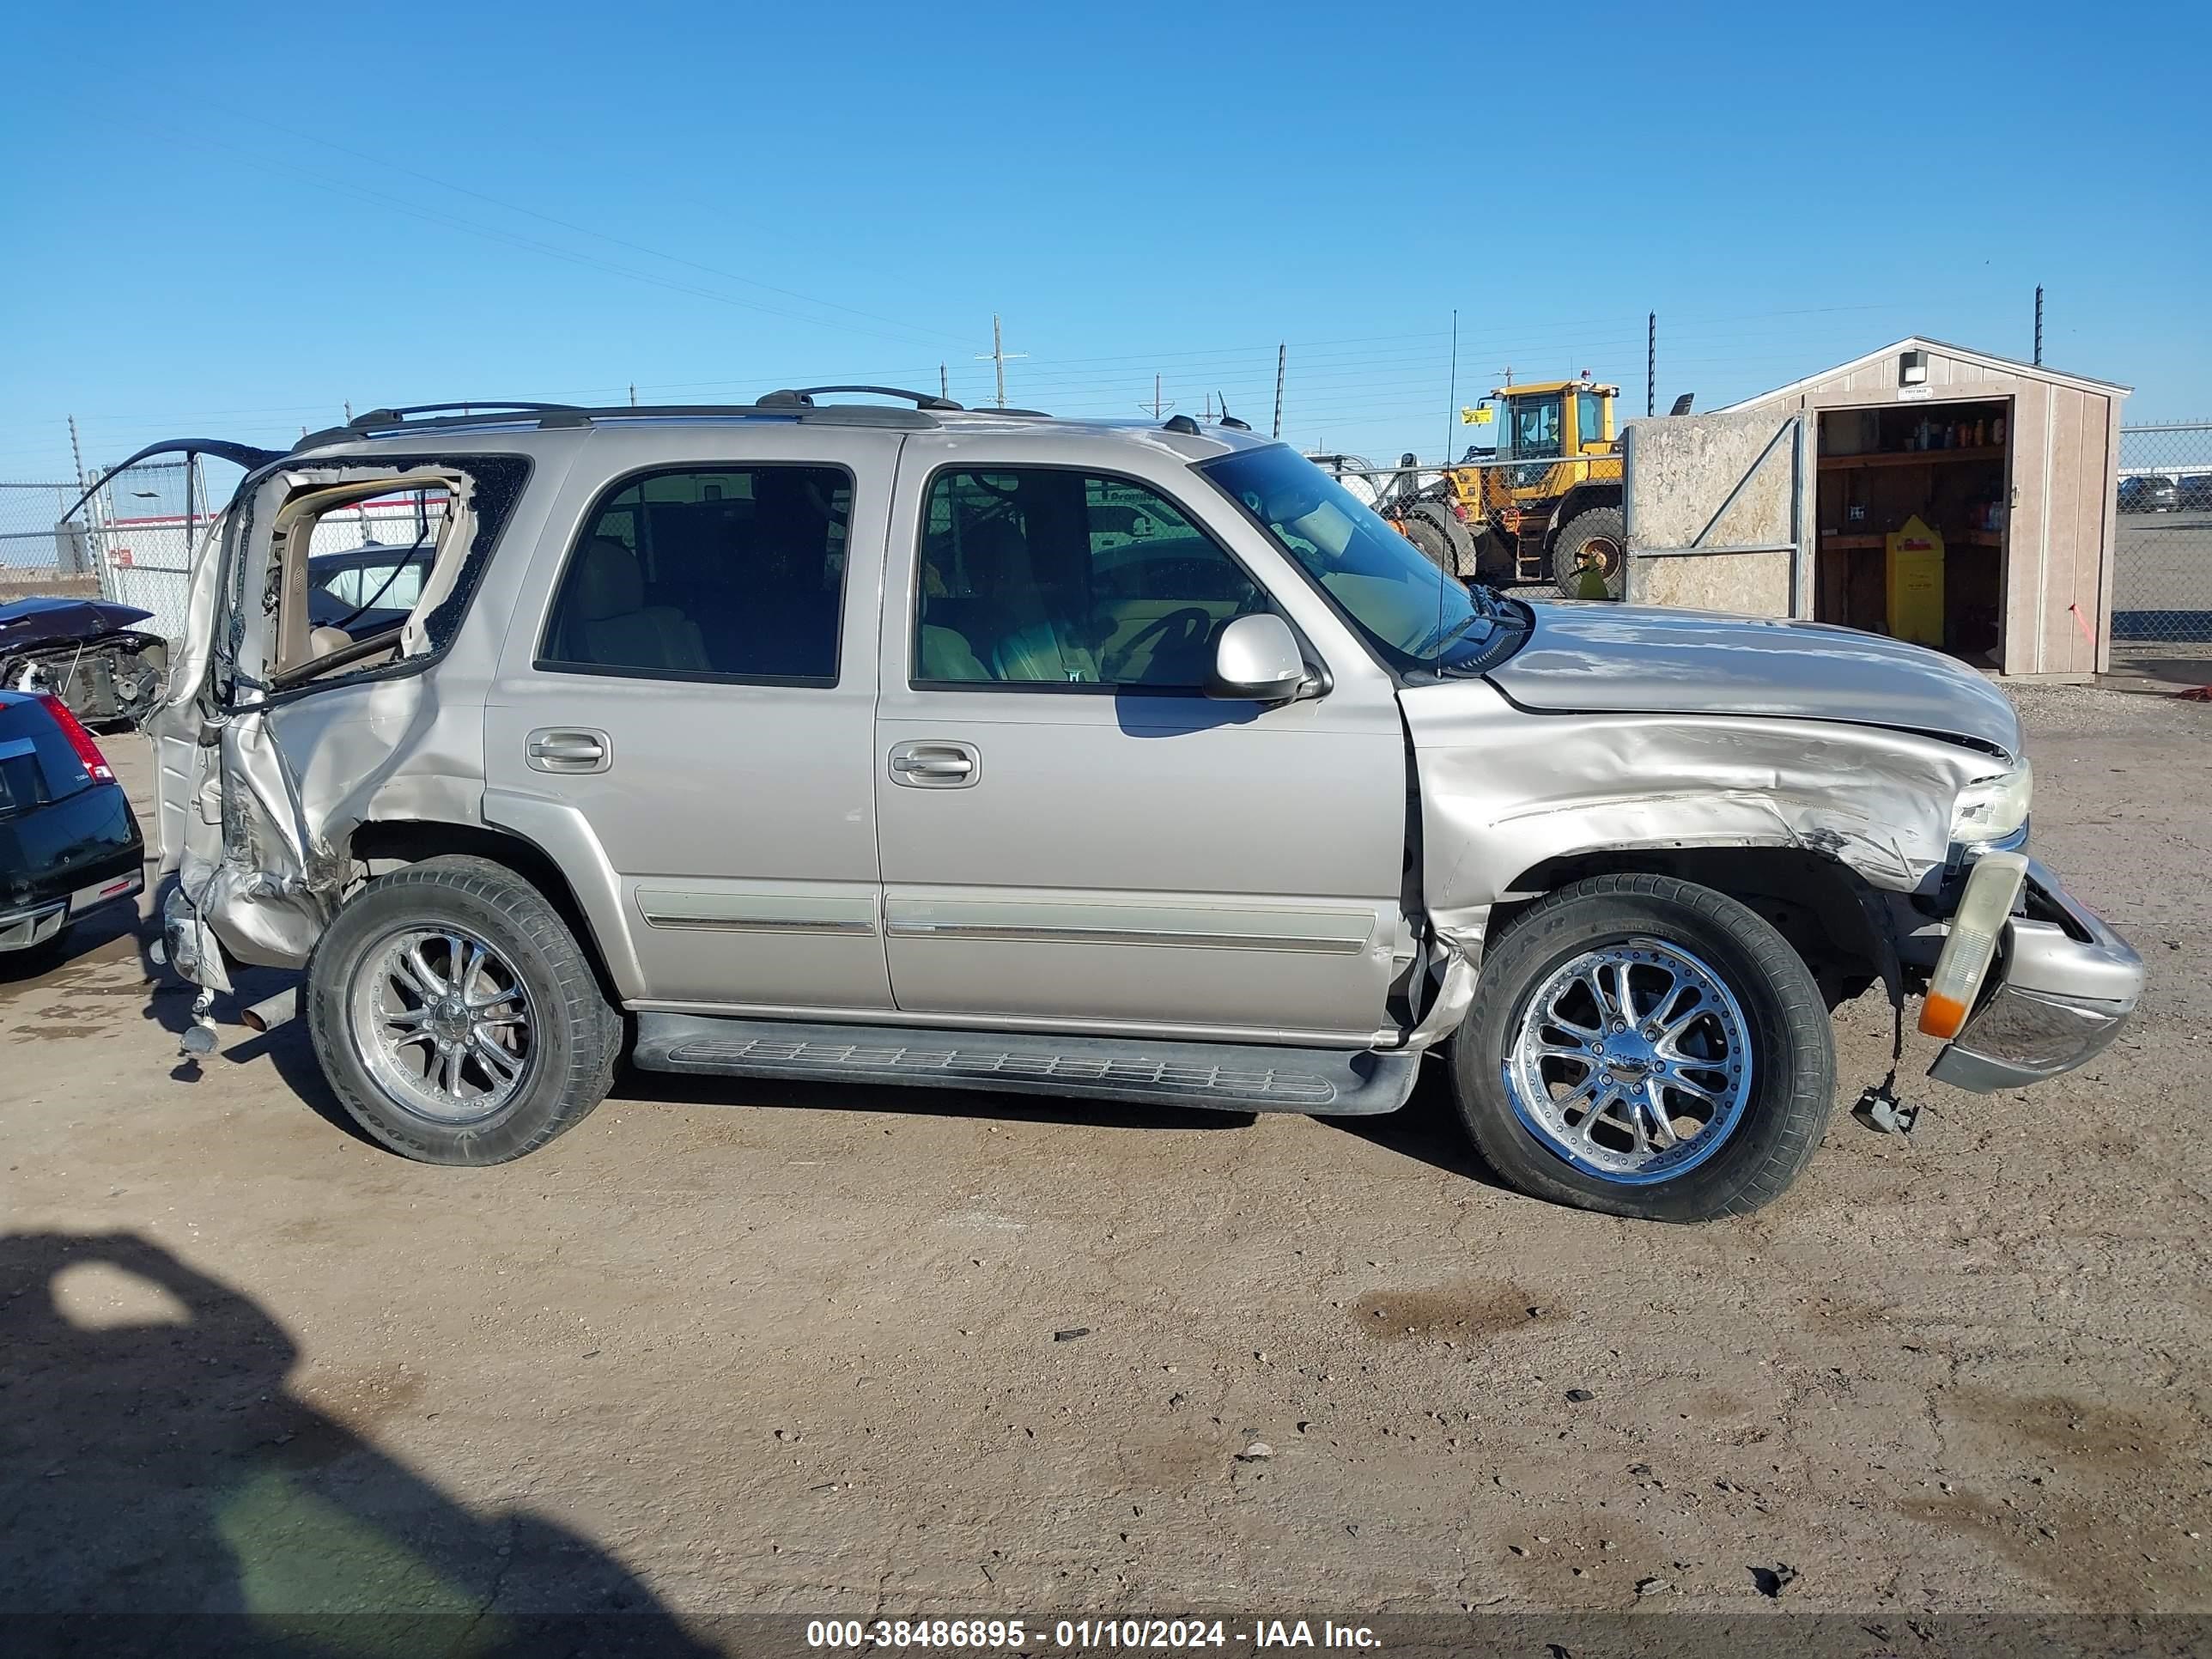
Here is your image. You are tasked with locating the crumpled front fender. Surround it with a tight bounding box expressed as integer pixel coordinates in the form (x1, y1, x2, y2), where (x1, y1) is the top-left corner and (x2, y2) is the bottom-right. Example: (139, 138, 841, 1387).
(1401, 679, 1997, 956)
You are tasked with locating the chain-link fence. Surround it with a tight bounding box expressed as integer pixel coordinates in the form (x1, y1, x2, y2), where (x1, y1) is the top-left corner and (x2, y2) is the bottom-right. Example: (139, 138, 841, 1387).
(2112, 421, 2212, 658)
(82, 459, 212, 635)
(0, 480, 93, 576)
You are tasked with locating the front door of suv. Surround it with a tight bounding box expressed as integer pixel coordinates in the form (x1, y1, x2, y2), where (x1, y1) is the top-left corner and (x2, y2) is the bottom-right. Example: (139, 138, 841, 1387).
(872, 457, 1406, 1042)
(483, 426, 899, 1013)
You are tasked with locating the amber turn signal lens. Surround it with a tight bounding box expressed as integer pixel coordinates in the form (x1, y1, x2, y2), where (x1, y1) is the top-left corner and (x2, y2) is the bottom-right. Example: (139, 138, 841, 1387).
(1917, 852, 2029, 1042)
(1917, 991, 1970, 1041)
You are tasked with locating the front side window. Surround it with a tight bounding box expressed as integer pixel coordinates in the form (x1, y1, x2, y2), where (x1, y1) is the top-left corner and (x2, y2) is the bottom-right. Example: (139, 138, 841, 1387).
(915, 468, 1261, 689)
(1576, 393, 1609, 449)
(542, 465, 850, 682)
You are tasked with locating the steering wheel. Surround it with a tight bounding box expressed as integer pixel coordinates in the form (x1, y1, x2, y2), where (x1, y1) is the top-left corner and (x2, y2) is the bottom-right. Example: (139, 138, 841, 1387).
(1103, 606, 1215, 684)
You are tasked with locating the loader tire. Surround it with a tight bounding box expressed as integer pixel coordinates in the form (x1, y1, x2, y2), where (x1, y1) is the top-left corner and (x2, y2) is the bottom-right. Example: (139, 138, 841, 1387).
(1400, 509, 1455, 573)
(1426, 501, 1482, 577)
(1552, 506, 1626, 599)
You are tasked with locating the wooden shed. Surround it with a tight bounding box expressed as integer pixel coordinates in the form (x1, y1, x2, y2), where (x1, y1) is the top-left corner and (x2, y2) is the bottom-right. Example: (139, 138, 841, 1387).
(1624, 338, 2130, 678)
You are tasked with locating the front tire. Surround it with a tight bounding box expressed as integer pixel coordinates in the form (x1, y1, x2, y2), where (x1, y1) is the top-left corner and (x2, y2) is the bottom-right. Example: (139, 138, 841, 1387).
(307, 855, 621, 1164)
(1399, 506, 1455, 573)
(1407, 501, 1479, 577)
(1447, 874, 1834, 1221)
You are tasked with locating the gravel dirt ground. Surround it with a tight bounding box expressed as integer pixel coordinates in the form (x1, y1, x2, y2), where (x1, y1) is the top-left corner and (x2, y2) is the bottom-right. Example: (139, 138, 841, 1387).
(2, 683, 2207, 1650)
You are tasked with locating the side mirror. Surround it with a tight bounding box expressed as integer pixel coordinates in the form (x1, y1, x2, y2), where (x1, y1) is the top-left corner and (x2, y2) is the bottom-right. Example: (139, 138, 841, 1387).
(1207, 613, 1310, 703)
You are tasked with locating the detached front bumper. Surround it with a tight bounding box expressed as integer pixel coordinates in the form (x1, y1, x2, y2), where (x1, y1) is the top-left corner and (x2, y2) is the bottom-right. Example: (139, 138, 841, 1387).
(1928, 858, 2142, 1093)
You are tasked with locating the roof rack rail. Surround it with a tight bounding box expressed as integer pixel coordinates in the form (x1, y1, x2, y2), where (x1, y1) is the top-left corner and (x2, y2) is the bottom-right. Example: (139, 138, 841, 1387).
(295, 399, 946, 452)
(760, 385, 964, 412)
(594, 403, 938, 429)
(298, 402, 588, 449)
(350, 402, 584, 428)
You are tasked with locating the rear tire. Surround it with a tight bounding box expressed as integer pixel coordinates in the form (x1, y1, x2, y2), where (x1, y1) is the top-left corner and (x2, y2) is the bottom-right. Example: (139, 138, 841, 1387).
(307, 855, 621, 1164)
(1446, 874, 1834, 1222)
(1551, 505, 1626, 599)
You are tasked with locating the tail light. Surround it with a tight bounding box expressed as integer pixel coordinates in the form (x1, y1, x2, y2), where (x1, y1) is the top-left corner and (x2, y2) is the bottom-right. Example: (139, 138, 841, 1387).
(38, 694, 114, 783)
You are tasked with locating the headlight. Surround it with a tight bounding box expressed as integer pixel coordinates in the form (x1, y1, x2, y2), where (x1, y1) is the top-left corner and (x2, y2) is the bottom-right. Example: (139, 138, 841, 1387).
(1951, 758, 2033, 844)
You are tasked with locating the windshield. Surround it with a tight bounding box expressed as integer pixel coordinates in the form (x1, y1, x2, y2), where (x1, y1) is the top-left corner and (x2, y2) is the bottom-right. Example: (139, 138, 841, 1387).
(1200, 446, 1501, 676)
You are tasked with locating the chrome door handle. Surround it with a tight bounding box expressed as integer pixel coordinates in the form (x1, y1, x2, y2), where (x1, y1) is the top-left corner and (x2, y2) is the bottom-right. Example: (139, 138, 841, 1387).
(526, 727, 611, 774)
(889, 740, 981, 788)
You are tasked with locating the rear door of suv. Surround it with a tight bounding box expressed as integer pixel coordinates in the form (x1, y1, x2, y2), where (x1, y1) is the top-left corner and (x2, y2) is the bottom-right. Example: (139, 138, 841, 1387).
(483, 424, 900, 1013)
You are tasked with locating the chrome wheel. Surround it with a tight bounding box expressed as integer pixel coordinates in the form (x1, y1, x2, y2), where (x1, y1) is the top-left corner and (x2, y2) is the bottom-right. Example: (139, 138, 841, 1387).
(1504, 939, 1753, 1185)
(347, 927, 535, 1126)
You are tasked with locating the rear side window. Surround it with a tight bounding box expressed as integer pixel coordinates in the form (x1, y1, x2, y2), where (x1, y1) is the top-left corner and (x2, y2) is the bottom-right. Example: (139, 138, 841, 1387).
(541, 465, 852, 684)
(915, 468, 1260, 689)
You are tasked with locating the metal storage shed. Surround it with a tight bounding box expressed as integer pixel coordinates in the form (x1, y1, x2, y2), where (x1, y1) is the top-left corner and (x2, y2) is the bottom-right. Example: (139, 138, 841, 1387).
(1621, 337, 2130, 678)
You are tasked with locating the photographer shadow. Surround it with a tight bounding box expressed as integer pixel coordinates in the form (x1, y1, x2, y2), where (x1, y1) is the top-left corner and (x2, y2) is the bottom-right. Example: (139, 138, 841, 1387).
(0, 1230, 719, 1657)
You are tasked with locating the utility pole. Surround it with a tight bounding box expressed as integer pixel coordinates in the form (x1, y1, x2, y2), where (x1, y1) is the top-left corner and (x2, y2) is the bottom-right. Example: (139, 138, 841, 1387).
(939, 363, 950, 401)
(343, 401, 353, 423)
(975, 313, 1025, 408)
(1144, 374, 1174, 419)
(1272, 343, 1285, 439)
(1205, 391, 1214, 422)
(66, 415, 85, 489)
(2033, 285, 2045, 366)
(1647, 312, 1656, 417)
(1444, 309, 1459, 463)
(629, 384, 637, 407)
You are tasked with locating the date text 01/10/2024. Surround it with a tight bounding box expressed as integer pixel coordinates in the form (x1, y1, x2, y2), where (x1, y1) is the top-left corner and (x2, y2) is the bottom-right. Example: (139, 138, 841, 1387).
(803, 1617, 1381, 1650)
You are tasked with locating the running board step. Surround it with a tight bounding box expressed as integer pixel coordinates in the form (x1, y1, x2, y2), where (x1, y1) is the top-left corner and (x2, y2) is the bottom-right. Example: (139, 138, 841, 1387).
(630, 1014, 1419, 1116)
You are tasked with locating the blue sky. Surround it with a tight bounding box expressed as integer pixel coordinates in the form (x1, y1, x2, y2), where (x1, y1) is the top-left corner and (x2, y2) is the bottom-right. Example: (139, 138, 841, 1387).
(1, 0, 2204, 482)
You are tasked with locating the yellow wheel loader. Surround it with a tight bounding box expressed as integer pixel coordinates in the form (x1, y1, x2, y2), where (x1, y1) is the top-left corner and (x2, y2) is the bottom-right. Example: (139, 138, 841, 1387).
(1449, 377, 1635, 598)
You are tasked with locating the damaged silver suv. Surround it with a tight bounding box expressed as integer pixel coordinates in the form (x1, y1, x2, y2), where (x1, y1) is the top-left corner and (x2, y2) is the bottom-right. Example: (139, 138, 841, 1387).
(144, 392, 2142, 1221)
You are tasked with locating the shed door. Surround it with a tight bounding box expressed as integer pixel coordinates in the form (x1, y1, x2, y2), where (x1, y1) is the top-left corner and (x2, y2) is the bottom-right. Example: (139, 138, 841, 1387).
(1621, 410, 1807, 617)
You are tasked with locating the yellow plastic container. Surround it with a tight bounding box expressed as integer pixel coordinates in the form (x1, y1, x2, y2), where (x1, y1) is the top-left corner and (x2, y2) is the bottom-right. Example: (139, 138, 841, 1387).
(1886, 514, 1945, 647)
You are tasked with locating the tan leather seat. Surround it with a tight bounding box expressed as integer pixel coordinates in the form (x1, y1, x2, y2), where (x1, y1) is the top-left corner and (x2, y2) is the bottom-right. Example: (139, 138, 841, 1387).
(917, 623, 990, 682)
(565, 538, 708, 672)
